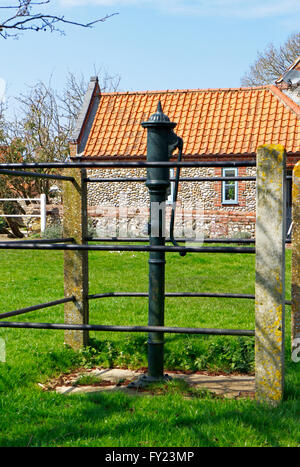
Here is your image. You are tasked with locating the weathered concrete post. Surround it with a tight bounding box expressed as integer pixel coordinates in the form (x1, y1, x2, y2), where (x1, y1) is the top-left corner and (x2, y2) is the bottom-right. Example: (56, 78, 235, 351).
(292, 161, 300, 353)
(63, 167, 89, 350)
(255, 144, 286, 405)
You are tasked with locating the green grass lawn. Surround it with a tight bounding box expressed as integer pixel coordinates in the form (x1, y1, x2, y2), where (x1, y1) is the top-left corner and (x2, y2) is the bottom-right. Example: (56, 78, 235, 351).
(0, 245, 300, 447)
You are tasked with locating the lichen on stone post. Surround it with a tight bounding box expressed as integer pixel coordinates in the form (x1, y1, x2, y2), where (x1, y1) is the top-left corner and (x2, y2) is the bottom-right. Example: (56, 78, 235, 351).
(63, 167, 89, 350)
(292, 161, 300, 353)
(255, 144, 286, 405)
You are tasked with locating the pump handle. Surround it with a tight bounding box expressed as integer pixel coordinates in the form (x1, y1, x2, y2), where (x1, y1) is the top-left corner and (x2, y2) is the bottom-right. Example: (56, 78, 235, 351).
(169, 136, 187, 257)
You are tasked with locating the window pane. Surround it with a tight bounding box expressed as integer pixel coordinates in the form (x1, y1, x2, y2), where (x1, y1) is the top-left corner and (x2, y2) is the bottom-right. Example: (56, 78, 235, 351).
(222, 168, 237, 203)
(167, 168, 175, 204)
(224, 169, 235, 178)
(224, 183, 235, 201)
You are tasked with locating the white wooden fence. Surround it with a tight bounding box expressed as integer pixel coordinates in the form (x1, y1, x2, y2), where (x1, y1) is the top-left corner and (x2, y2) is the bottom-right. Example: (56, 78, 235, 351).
(0, 194, 46, 234)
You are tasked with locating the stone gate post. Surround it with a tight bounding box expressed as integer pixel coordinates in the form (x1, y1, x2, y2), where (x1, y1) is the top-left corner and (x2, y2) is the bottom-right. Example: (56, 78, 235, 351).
(255, 144, 286, 405)
(63, 167, 89, 349)
(292, 161, 300, 356)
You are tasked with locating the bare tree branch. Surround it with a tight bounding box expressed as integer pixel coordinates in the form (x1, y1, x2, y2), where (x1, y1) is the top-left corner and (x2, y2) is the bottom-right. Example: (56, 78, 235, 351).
(0, 0, 118, 39)
(241, 32, 300, 86)
(61, 67, 121, 125)
(1, 69, 120, 198)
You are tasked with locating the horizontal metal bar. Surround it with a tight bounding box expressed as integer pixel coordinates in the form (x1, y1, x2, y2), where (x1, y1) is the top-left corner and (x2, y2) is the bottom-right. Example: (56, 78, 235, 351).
(88, 292, 255, 300)
(24, 238, 75, 244)
(0, 169, 74, 182)
(0, 242, 256, 253)
(86, 237, 256, 244)
(87, 291, 292, 305)
(85, 176, 257, 183)
(87, 237, 181, 243)
(1, 238, 75, 244)
(0, 297, 75, 320)
(0, 160, 256, 169)
(0, 198, 41, 202)
(0, 320, 255, 336)
(0, 214, 41, 218)
(80, 160, 257, 168)
(86, 237, 292, 244)
(86, 177, 147, 183)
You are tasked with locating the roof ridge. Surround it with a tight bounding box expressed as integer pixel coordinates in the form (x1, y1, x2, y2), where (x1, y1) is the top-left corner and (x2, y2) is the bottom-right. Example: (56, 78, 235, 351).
(269, 84, 300, 119)
(70, 77, 100, 144)
(100, 86, 269, 97)
(275, 55, 300, 83)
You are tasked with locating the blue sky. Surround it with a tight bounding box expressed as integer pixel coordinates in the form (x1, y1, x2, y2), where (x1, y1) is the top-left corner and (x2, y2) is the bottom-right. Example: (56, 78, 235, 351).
(1, 0, 300, 114)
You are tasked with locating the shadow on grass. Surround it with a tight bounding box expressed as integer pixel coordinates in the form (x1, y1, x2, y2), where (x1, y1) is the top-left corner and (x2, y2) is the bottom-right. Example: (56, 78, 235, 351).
(0, 331, 299, 447)
(1, 360, 300, 447)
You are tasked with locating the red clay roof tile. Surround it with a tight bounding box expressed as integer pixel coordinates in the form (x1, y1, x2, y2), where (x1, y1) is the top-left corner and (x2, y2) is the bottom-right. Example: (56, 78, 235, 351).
(83, 86, 300, 157)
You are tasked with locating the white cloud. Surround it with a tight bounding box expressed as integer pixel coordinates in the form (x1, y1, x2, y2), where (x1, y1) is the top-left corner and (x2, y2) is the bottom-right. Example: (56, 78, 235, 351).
(0, 78, 6, 104)
(59, 0, 300, 18)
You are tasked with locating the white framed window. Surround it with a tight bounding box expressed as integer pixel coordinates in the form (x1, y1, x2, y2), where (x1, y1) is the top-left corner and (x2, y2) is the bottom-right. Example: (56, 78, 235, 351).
(167, 168, 175, 204)
(222, 167, 238, 204)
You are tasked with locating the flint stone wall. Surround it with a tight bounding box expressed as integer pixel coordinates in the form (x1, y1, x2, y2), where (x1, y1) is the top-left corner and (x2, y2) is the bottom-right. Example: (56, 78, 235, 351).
(85, 166, 256, 239)
(44, 166, 256, 239)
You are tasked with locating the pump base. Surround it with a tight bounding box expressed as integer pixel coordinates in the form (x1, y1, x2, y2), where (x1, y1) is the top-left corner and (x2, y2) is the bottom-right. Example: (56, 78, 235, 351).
(127, 373, 172, 389)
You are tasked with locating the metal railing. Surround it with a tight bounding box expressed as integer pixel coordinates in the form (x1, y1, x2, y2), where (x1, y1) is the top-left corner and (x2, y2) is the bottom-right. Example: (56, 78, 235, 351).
(0, 158, 261, 339)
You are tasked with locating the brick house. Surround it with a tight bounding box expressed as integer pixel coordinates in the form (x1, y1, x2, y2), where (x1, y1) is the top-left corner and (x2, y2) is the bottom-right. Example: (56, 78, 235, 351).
(68, 61, 300, 240)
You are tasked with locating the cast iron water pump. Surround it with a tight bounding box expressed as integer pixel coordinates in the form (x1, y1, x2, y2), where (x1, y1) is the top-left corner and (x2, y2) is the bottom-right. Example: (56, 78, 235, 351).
(129, 101, 184, 386)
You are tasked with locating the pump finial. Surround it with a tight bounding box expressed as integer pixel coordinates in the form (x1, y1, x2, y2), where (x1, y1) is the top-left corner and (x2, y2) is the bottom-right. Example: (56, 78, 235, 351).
(157, 100, 163, 113)
(142, 100, 176, 128)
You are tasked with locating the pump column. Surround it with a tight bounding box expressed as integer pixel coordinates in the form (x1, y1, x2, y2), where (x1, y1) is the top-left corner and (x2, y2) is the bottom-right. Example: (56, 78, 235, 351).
(142, 102, 177, 382)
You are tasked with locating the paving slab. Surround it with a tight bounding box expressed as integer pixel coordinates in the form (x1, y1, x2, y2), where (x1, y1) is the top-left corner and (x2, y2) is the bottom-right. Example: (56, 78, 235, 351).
(44, 368, 255, 399)
(89, 368, 142, 382)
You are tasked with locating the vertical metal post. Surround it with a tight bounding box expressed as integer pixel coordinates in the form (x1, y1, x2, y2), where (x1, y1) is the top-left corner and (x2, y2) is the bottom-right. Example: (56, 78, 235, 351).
(128, 102, 177, 386)
(255, 144, 286, 405)
(63, 167, 89, 350)
(40, 193, 46, 235)
(147, 189, 167, 379)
